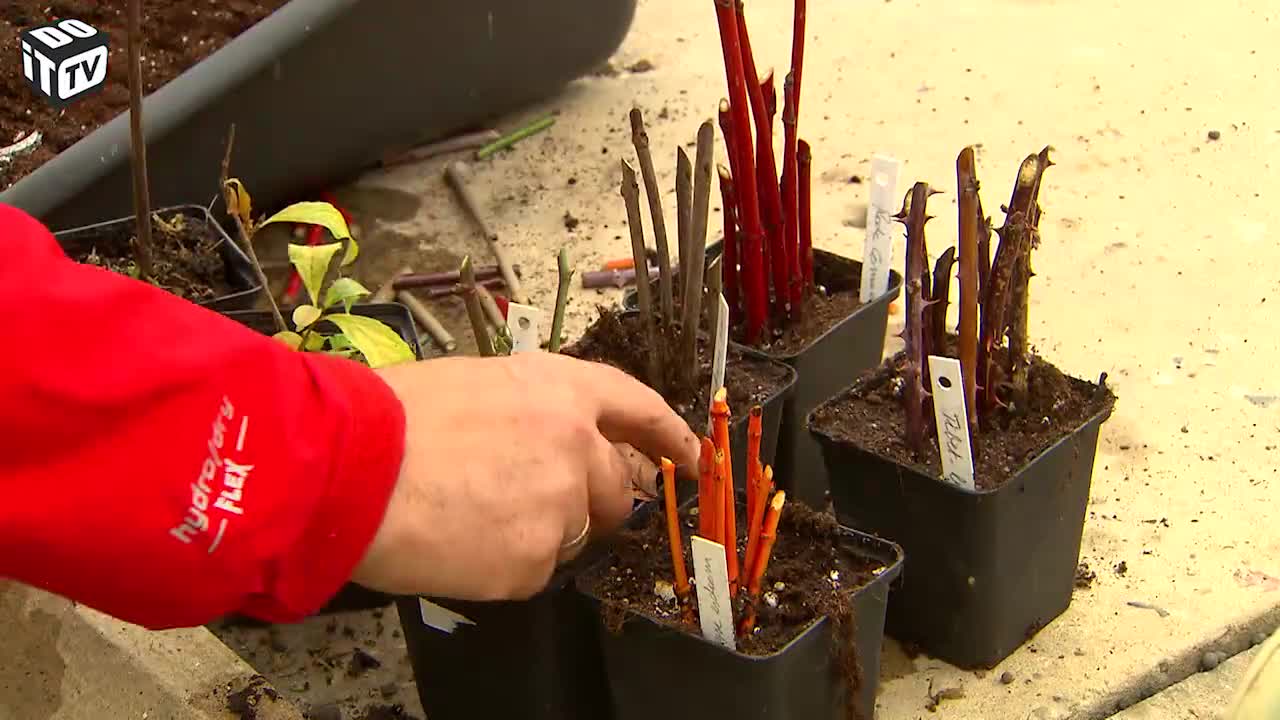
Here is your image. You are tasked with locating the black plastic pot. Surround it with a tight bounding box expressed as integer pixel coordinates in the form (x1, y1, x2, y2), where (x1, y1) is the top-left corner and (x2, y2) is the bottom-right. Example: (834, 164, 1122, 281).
(625, 245, 902, 509)
(578, 499, 905, 720)
(809, 377, 1114, 669)
(224, 302, 422, 615)
(394, 535, 619, 720)
(54, 204, 260, 311)
(3, 0, 638, 231)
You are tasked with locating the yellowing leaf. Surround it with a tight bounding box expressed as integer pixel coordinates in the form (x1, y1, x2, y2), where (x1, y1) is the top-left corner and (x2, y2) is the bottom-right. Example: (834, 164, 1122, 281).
(325, 313, 416, 368)
(222, 178, 254, 230)
(293, 304, 323, 330)
(272, 330, 303, 350)
(261, 202, 359, 265)
(287, 243, 342, 307)
(303, 332, 327, 352)
(328, 333, 354, 351)
(324, 277, 370, 310)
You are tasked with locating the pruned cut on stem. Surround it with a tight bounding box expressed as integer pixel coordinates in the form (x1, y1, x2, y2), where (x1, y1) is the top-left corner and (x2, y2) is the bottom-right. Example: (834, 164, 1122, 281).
(896, 182, 935, 456)
(621, 158, 663, 387)
(956, 146, 981, 428)
(678, 121, 716, 383)
(630, 107, 674, 324)
(548, 247, 573, 353)
(460, 255, 496, 358)
(718, 164, 741, 326)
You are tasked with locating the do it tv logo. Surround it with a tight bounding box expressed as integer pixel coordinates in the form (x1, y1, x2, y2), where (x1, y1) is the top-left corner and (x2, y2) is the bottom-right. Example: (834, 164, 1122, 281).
(21, 18, 109, 108)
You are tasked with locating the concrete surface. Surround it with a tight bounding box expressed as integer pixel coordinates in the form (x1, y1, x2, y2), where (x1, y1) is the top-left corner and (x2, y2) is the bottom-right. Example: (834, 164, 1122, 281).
(5, 0, 1280, 718)
(316, 0, 1280, 717)
(0, 581, 301, 720)
(1110, 646, 1258, 720)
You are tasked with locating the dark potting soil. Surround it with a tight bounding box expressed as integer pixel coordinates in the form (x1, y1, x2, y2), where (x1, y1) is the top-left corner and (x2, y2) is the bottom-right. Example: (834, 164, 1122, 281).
(0, 0, 290, 190)
(810, 339, 1116, 491)
(67, 207, 232, 302)
(652, 251, 867, 357)
(564, 308, 792, 430)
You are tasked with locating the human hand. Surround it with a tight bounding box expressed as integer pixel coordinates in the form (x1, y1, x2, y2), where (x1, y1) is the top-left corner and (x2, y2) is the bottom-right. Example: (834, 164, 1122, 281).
(350, 352, 699, 601)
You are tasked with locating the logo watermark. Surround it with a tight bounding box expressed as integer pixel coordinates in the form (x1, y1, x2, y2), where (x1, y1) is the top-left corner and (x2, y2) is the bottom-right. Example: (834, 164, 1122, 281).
(20, 18, 108, 108)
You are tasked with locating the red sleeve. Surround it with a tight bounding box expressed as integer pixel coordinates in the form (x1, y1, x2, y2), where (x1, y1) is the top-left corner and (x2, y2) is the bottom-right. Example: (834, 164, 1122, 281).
(0, 203, 406, 629)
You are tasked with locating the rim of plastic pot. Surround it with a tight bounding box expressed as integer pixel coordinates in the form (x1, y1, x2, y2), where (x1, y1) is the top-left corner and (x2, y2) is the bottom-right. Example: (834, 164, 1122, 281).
(764, 249, 902, 364)
(623, 241, 904, 361)
(3, 0, 639, 230)
(807, 361, 1117, 498)
(604, 307, 801, 411)
(577, 494, 904, 661)
(52, 203, 261, 308)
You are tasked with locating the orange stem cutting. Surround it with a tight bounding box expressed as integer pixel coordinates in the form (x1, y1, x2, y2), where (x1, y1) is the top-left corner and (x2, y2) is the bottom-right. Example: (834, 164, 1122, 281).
(697, 437, 716, 539)
(710, 449, 727, 546)
(710, 388, 738, 591)
(739, 490, 786, 636)
(661, 458, 693, 623)
(743, 463, 773, 582)
(745, 405, 763, 525)
(721, 442, 740, 596)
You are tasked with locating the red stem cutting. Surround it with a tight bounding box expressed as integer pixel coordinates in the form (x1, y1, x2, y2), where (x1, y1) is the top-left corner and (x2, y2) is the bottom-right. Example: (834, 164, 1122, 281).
(712, 0, 768, 344)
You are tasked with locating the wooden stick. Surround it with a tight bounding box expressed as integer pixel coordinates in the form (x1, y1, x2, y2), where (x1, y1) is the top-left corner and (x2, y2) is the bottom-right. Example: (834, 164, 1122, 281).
(711, 388, 738, 594)
(697, 437, 717, 540)
(630, 108, 675, 325)
(444, 161, 526, 303)
(621, 159, 664, 388)
(397, 290, 457, 354)
(676, 147, 694, 282)
(125, 0, 154, 281)
(661, 458, 694, 623)
(460, 255, 495, 357)
(372, 265, 414, 303)
(380, 129, 500, 169)
(740, 489, 785, 636)
(717, 164, 741, 326)
(393, 264, 510, 290)
(678, 122, 715, 380)
(797, 139, 813, 291)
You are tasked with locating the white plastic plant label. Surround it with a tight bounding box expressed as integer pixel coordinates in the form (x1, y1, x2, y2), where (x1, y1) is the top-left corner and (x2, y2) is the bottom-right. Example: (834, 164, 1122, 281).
(690, 535, 737, 651)
(927, 355, 976, 491)
(418, 598, 476, 634)
(708, 293, 730, 434)
(860, 154, 902, 302)
(504, 302, 545, 353)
